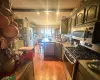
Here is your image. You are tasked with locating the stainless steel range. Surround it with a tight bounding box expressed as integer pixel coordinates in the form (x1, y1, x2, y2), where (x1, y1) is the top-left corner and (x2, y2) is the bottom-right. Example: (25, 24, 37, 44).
(65, 45, 100, 63)
(63, 27, 100, 80)
(63, 44, 100, 79)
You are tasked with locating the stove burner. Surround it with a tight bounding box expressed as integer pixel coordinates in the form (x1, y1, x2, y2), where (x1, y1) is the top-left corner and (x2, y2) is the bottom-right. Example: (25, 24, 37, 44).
(65, 46, 100, 60)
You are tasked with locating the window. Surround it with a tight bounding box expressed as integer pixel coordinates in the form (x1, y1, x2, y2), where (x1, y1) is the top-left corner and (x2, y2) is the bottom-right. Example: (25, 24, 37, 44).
(41, 27, 54, 38)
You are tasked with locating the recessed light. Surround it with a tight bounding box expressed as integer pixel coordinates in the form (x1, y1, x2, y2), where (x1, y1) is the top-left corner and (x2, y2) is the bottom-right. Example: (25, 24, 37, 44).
(37, 12, 40, 14)
(57, 12, 59, 14)
(46, 12, 49, 15)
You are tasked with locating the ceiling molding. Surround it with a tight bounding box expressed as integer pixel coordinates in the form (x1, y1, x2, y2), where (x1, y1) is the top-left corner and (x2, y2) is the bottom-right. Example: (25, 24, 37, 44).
(12, 8, 73, 12)
(36, 25, 60, 27)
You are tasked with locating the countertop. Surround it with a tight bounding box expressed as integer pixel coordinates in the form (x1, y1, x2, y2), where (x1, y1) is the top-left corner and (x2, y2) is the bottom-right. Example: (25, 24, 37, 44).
(14, 60, 34, 80)
(56, 41, 74, 48)
(62, 42, 73, 47)
(40, 39, 73, 48)
(79, 60, 100, 80)
(18, 47, 34, 51)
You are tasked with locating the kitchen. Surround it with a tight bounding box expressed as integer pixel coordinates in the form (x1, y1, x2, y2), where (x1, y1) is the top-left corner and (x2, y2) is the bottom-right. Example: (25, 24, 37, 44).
(0, 0, 100, 80)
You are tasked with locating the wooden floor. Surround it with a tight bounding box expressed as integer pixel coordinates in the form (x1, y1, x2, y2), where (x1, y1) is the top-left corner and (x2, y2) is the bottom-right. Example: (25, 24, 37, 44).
(33, 45, 67, 80)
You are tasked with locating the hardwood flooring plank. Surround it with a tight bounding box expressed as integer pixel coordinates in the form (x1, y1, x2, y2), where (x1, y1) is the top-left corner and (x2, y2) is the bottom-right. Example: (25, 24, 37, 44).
(33, 45, 67, 80)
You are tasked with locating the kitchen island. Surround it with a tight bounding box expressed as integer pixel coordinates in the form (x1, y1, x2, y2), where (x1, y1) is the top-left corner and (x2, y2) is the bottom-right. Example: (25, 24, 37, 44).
(39, 39, 55, 56)
(39, 38, 64, 59)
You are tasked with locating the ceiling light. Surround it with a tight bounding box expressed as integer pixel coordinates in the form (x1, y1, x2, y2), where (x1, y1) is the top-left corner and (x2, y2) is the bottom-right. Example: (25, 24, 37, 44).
(46, 12, 49, 15)
(57, 12, 59, 15)
(37, 12, 40, 14)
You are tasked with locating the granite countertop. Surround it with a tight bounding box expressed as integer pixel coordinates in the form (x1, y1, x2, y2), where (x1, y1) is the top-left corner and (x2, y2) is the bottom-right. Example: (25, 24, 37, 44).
(18, 47, 34, 51)
(62, 42, 73, 47)
(41, 39, 73, 48)
(14, 60, 34, 80)
(55, 41, 74, 48)
(79, 60, 100, 80)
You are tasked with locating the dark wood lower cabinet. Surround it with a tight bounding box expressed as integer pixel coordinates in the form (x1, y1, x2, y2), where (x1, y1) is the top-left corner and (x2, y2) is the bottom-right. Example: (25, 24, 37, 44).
(39, 42, 55, 56)
(19, 61, 34, 80)
(74, 61, 99, 80)
(55, 43, 62, 59)
(75, 70, 85, 80)
(75, 64, 92, 80)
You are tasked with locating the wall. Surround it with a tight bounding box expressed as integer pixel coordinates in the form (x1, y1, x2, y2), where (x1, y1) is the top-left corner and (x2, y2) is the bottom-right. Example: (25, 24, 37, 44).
(36, 25, 60, 40)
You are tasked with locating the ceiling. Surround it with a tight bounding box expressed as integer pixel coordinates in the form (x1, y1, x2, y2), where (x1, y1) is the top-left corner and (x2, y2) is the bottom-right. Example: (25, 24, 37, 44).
(11, 0, 81, 26)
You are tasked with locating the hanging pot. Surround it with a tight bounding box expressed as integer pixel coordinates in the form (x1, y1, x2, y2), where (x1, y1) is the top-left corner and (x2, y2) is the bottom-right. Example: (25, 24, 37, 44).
(0, 14, 10, 28)
(1, 24, 19, 38)
(0, 37, 7, 49)
(9, 15, 18, 27)
(13, 21, 18, 27)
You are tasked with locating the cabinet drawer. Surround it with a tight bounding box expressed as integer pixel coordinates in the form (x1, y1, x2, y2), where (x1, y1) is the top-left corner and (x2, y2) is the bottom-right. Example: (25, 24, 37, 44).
(78, 64, 95, 80)
(44, 43, 55, 56)
(71, 15, 76, 27)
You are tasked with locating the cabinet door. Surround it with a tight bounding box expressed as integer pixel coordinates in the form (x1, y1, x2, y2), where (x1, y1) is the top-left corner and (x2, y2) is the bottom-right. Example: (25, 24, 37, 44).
(68, 18, 72, 33)
(75, 71, 85, 80)
(71, 15, 76, 27)
(44, 43, 55, 56)
(62, 46, 65, 60)
(78, 64, 96, 80)
(60, 18, 68, 34)
(76, 9, 85, 25)
(19, 61, 34, 80)
(85, 4, 99, 23)
(55, 43, 62, 59)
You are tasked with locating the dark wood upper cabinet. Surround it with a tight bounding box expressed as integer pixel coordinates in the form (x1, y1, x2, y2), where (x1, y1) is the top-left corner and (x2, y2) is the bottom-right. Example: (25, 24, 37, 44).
(71, 15, 76, 27)
(60, 17, 72, 34)
(68, 18, 72, 33)
(85, 4, 99, 23)
(60, 17, 68, 34)
(76, 9, 85, 25)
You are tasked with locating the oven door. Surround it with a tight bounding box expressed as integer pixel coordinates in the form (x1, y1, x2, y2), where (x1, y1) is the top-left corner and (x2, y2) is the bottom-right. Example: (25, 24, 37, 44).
(64, 48, 76, 64)
(63, 49, 76, 80)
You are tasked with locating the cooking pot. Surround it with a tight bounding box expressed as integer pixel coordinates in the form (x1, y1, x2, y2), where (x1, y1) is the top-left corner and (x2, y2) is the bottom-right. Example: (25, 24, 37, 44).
(13, 21, 18, 27)
(0, 15, 10, 28)
(1, 24, 19, 38)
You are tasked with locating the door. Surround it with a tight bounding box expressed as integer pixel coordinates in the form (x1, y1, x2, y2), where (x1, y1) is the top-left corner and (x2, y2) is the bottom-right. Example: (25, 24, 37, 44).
(29, 28, 34, 47)
(63, 52, 74, 79)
